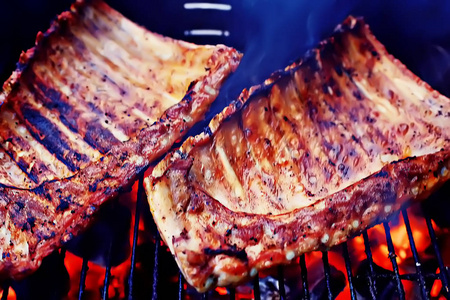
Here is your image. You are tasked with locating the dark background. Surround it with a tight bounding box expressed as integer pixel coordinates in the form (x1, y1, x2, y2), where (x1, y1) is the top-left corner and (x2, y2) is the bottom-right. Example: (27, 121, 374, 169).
(2, 0, 450, 102)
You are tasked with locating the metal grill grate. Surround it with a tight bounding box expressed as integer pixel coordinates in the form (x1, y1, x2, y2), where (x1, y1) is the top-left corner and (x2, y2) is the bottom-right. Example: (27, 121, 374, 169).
(70, 174, 450, 300)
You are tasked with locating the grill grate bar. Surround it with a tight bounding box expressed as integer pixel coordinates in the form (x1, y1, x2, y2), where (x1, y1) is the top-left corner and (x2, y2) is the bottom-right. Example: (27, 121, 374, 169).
(178, 272, 184, 300)
(1, 282, 9, 300)
(128, 175, 144, 300)
(278, 265, 287, 299)
(299, 254, 310, 300)
(322, 251, 333, 300)
(401, 209, 429, 299)
(342, 242, 357, 300)
(152, 232, 161, 300)
(383, 222, 406, 300)
(362, 231, 378, 300)
(253, 273, 261, 300)
(425, 215, 450, 297)
(78, 258, 89, 300)
(102, 243, 113, 300)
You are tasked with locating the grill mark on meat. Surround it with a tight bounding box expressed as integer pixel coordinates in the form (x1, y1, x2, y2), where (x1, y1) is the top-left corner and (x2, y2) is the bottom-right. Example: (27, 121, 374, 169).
(12, 88, 103, 172)
(270, 83, 312, 195)
(273, 72, 337, 198)
(33, 19, 149, 142)
(15, 158, 39, 184)
(21, 78, 107, 156)
(83, 123, 121, 153)
(316, 43, 392, 180)
(248, 96, 296, 206)
(242, 100, 281, 205)
(61, 14, 185, 136)
(19, 105, 88, 172)
(33, 81, 74, 116)
(27, 34, 139, 151)
(303, 51, 371, 183)
(0, 107, 71, 185)
(67, 10, 179, 117)
(34, 31, 138, 142)
(26, 78, 83, 134)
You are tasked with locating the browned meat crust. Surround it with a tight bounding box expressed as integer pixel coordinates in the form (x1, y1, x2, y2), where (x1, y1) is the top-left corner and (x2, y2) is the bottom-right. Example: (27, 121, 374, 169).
(145, 17, 450, 292)
(0, 0, 241, 278)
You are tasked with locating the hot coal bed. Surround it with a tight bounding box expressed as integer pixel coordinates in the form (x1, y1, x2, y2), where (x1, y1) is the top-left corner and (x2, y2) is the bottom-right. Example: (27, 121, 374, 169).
(1, 0, 450, 299)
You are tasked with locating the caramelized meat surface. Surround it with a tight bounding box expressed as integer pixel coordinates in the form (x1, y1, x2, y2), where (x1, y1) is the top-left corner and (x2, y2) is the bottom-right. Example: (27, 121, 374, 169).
(146, 17, 450, 291)
(0, 0, 241, 278)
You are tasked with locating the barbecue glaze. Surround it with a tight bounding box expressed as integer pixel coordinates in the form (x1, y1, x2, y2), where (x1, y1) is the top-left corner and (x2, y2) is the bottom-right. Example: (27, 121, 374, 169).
(146, 17, 450, 291)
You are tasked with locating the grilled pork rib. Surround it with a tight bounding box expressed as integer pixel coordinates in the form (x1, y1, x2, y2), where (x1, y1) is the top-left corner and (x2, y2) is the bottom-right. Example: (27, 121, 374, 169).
(0, 0, 241, 278)
(146, 17, 450, 292)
